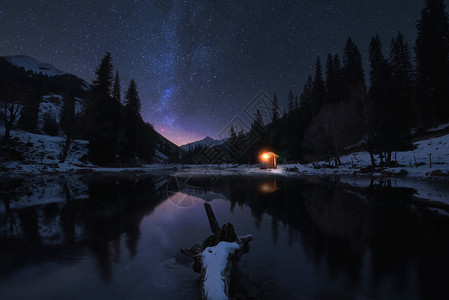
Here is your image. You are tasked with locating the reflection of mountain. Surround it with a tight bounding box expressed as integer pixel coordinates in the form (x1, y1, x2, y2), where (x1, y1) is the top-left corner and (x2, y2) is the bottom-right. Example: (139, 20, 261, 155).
(181, 175, 449, 299)
(0, 175, 169, 280)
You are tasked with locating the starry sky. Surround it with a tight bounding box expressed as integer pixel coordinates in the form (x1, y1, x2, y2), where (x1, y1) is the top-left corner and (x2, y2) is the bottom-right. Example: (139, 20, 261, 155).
(0, 0, 436, 145)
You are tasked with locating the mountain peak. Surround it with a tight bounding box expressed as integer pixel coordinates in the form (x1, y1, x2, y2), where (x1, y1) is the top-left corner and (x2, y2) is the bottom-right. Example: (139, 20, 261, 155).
(180, 136, 226, 151)
(4, 55, 66, 77)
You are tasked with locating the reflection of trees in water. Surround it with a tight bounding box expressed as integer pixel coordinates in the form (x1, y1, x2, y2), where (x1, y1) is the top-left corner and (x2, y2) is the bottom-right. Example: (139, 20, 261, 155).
(361, 180, 449, 299)
(74, 177, 164, 280)
(0, 175, 168, 281)
(186, 176, 449, 299)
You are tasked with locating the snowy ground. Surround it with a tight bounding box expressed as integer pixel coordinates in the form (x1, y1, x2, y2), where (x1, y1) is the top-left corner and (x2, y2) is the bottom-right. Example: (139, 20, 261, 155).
(0, 127, 92, 175)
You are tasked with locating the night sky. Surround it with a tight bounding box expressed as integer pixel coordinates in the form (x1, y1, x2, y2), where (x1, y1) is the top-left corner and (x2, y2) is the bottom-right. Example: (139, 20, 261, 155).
(0, 1, 432, 145)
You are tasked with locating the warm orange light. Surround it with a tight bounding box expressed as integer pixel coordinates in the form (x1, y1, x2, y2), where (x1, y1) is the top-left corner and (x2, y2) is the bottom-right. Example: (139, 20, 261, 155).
(259, 181, 278, 193)
(259, 151, 278, 169)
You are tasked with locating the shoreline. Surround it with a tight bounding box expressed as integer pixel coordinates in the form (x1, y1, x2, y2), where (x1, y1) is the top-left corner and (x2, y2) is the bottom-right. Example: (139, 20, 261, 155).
(2, 162, 449, 181)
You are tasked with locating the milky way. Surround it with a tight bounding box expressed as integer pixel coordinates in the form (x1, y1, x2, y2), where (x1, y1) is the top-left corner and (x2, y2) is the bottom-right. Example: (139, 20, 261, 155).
(0, 0, 429, 145)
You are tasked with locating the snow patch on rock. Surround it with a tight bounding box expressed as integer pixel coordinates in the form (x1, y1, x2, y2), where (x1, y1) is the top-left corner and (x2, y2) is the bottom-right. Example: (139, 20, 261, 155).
(201, 241, 240, 300)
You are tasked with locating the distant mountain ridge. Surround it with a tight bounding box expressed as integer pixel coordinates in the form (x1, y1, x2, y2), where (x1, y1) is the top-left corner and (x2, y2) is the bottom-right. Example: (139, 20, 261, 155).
(180, 136, 226, 151)
(0, 55, 90, 99)
(4, 55, 67, 77)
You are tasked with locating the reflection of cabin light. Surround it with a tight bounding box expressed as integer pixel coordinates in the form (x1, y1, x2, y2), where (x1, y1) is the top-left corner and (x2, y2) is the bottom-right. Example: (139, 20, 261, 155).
(259, 181, 278, 193)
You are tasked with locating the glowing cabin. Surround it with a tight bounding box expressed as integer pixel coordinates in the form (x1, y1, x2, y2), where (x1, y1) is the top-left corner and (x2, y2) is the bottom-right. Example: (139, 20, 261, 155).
(259, 152, 278, 169)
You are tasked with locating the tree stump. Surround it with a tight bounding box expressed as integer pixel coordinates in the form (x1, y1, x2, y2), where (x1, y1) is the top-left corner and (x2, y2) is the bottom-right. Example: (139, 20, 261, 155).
(181, 203, 253, 300)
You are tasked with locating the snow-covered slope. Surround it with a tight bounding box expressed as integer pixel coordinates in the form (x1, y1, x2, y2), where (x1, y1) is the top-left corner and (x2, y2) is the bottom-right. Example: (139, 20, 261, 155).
(4, 55, 66, 77)
(38, 95, 63, 130)
(338, 132, 449, 177)
(154, 149, 169, 163)
(37, 94, 85, 131)
(428, 122, 449, 132)
(180, 136, 226, 151)
(155, 132, 182, 162)
(0, 126, 91, 174)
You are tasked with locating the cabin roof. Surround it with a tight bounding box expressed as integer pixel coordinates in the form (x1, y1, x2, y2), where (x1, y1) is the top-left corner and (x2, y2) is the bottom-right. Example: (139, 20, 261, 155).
(261, 152, 279, 158)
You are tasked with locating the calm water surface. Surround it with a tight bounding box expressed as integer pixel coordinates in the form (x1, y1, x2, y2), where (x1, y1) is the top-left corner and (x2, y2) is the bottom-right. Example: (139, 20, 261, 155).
(1, 174, 449, 300)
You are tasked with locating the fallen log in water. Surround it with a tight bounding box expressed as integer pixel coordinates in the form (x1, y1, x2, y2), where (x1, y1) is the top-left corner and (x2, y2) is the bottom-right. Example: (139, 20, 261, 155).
(181, 203, 253, 300)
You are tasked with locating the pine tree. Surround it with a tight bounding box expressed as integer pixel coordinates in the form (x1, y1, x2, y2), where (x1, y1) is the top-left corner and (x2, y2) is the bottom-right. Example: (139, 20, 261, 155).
(291, 75, 314, 161)
(367, 35, 392, 164)
(311, 56, 325, 114)
(87, 52, 117, 165)
(388, 32, 414, 152)
(113, 70, 121, 104)
(124, 79, 141, 115)
(390, 32, 414, 124)
(251, 108, 264, 135)
(343, 38, 365, 87)
(255, 109, 264, 127)
(325, 53, 334, 99)
(111, 70, 121, 151)
(123, 79, 142, 159)
(333, 54, 342, 77)
(333, 54, 343, 103)
(229, 124, 237, 155)
(287, 90, 294, 114)
(325, 53, 341, 104)
(342, 38, 366, 104)
(236, 129, 246, 158)
(415, 0, 449, 124)
(230, 124, 236, 141)
(369, 35, 390, 94)
(338, 38, 368, 164)
(92, 52, 114, 96)
(366, 34, 413, 165)
(299, 75, 314, 116)
(390, 32, 413, 90)
(271, 94, 280, 123)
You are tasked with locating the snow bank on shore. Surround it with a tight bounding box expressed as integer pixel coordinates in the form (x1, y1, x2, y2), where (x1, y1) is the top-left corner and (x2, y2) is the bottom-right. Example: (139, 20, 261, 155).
(2, 126, 449, 181)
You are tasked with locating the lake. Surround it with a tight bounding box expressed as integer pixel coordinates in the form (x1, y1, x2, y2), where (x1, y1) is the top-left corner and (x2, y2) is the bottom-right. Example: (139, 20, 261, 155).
(1, 174, 449, 299)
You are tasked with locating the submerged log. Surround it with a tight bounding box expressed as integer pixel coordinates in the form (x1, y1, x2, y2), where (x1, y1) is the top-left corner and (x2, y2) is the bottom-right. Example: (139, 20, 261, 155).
(181, 203, 253, 300)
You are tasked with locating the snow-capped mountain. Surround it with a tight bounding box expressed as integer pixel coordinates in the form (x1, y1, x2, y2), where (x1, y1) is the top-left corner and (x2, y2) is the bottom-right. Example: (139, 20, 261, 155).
(180, 136, 226, 151)
(4, 55, 66, 77)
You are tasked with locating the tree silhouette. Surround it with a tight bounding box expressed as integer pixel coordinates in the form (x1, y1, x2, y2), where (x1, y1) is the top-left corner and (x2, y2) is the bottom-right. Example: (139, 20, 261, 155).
(311, 57, 325, 115)
(112, 70, 121, 104)
(271, 94, 280, 123)
(123, 79, 142, 159)
(86, 52, 118, 165)
(288, 90, 294, 114)
(415, 0, 449, 125)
